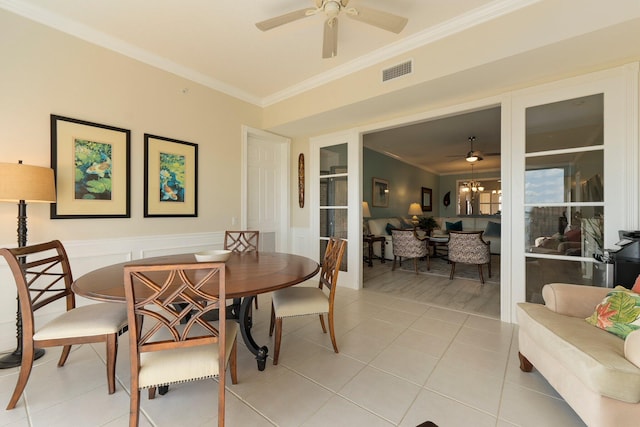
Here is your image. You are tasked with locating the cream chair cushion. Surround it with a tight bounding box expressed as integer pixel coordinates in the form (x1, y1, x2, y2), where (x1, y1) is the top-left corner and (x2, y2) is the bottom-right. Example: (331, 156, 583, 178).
(273, 286, 329, 318)
(138, 322, 239, 389)
(33, 303, 128, 341)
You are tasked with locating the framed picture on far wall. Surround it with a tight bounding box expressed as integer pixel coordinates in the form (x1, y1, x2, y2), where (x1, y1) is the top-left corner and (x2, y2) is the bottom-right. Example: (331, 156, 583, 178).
(372, 177, 389, 207)
(50, 115, 131, 219)
(421, 187, 433, 212)
(144, 134, 198, 217)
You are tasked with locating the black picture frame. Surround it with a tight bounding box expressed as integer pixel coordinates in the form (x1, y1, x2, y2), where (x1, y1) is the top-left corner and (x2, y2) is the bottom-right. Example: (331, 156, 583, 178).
(50, 115, 131, 219)
(144, 134, 198, 217)
(421, 187, 433, 212)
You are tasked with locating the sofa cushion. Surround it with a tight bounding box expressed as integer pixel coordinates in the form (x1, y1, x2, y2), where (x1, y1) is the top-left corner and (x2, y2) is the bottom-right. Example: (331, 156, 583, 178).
(518, 302, 640, 403)
(625, 330, 640, 369)
(368, 217, 402, 236)
(564, 227, 581, 242)
(385, 223, 395, 235)
(484, 221, 501, 237)
(586, 286, 640, 339)
(632, 274, 640, 293)
(446, 220, 462, 231)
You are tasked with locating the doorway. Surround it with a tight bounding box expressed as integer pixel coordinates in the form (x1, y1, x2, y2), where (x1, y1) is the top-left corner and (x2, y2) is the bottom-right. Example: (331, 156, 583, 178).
(242, 126, 290, 252)
(361, 104, 503, 319)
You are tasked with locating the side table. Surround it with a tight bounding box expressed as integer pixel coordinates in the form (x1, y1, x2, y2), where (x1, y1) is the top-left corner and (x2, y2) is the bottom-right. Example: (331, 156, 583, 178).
(428, 236, 449, 258)
(363, 235, 386, 267)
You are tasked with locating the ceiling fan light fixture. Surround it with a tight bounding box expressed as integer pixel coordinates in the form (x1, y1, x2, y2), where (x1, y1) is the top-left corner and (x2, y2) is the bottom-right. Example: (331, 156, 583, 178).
(324, 1, 341, 18)
(466, 151, 478, 162)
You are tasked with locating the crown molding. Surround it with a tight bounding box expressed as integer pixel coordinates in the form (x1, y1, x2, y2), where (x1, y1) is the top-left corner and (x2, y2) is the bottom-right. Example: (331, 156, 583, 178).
(1, 0, 539, 107)
(0, 0, 262, 105)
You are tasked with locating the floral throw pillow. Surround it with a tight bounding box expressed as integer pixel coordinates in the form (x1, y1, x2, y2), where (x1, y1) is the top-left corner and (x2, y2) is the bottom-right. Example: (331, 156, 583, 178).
(586, 286, 640, 339)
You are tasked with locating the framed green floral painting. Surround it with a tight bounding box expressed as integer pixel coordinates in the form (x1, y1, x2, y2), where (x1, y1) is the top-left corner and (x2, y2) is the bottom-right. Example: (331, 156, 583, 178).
(144, 134, 198, 217)
(50, 115, 131, 219)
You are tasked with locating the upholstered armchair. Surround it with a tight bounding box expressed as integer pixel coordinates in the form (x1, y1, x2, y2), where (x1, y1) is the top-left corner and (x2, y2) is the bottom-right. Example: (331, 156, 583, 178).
(391, 229, 429, 273)
(448, 231, 491, 284)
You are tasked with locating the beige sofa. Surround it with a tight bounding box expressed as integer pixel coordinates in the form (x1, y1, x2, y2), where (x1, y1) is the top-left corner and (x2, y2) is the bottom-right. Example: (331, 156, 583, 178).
(433, 216, 501, 254)
(517, 283, 640, 427)
(366, 217, 413, 260)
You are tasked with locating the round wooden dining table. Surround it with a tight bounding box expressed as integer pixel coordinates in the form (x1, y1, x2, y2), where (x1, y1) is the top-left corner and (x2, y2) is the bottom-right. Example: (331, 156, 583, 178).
(72, 251, 320, 371)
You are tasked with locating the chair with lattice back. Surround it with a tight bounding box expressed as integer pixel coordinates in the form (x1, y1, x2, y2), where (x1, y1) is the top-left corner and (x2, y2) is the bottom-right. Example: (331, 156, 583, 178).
(269, 237, 347, 365)
(0, 240, 128, 410)
(224, 230, 260, 309)
(123, 262, 238, 427)
(224, 230, 259, 253)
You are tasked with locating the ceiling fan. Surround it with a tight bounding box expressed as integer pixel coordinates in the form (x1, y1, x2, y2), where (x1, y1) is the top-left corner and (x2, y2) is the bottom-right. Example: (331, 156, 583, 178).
(448, 136, 500, 163)
(255, 0, 408, 59)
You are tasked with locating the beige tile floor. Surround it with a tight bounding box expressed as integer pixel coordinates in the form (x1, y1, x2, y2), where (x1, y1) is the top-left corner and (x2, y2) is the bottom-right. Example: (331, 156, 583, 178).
(0, 286, 586, 426)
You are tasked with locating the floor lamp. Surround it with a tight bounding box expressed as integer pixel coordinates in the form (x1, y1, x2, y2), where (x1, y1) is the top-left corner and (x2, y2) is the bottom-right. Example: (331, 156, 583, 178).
(0, 161, 56, 369)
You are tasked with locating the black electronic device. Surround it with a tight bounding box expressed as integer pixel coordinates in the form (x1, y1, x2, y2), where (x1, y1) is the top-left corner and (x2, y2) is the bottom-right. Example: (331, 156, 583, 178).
(610, 230, 640, 288)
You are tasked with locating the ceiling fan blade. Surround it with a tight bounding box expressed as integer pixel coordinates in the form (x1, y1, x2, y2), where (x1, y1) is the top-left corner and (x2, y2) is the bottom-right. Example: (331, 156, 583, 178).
(255, 8, 313, 31)
(322, 17, 338, 58)
(347, 6, 408, 34)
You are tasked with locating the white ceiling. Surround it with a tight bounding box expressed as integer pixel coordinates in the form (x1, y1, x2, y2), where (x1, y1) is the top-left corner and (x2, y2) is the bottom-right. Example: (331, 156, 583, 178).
(3, 0, 640, 175)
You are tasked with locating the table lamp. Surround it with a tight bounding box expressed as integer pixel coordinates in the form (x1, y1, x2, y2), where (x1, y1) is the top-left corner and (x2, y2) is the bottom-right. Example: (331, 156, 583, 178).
(362, 201, 371, 218)
(408, 202, 423, 226)
(0, 161, 56, 369)
(362, 201, 371, 236)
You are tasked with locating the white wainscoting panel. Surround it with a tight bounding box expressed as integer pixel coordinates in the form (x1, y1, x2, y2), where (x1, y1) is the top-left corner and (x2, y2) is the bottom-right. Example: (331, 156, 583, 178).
(0, 232, 224, 325)
(290, 227, 314, 259)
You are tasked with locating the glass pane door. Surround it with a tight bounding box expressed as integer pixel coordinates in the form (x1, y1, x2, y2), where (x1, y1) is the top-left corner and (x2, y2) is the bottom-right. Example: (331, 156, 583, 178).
(524, 94, 605, 303)
(310, 130, 360, 289)
(319, 144, 348, 270)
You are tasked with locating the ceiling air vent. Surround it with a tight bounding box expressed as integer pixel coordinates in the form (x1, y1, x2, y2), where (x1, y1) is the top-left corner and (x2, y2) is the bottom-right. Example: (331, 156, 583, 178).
(382, 60, 412, 82)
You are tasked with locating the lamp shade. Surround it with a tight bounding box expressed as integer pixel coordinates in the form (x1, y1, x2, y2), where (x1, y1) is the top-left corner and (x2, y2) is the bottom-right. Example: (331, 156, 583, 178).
(0, 162, 56, 203)
(408, 203, 423, 217)
(362, 201, 371, 218)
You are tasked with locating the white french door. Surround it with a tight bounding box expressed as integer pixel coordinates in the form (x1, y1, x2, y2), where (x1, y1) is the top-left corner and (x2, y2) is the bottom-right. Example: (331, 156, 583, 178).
(309, 130, 361, 288)
(509, 64, 638, 321)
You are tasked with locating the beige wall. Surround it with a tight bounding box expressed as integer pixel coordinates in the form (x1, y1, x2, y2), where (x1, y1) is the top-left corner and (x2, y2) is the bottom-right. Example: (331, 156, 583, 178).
(3, 3, 640, 247)
(0, 11, 261, 245)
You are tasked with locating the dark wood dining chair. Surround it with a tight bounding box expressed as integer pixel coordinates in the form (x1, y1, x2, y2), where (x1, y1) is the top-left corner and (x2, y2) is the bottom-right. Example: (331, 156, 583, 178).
(0, 240, 128, 410)
(224, 230, 259, 253)
(269, 237, 347, 365)
(123, 262, 238, 427)
(224, 230, 260, 309)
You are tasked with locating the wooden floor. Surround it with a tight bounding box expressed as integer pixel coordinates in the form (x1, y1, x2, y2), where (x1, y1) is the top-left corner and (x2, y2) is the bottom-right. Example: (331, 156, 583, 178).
(363, 257, 501, 319)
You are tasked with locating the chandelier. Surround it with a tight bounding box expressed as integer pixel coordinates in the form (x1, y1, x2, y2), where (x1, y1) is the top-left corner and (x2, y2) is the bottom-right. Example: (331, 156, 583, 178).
(461, 164, 484, 193)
